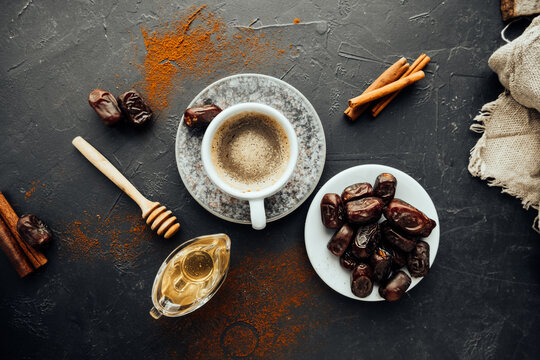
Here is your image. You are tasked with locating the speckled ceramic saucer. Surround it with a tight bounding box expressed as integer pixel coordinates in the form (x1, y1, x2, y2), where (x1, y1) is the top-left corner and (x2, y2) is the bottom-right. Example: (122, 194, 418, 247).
(175, 73, 326, 224)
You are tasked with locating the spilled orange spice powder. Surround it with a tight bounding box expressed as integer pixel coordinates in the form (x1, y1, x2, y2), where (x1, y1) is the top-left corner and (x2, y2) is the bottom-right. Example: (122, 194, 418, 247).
(61, 211, 152, 265)
(160, 241, 325, 359)
(140, 5, 288, 110)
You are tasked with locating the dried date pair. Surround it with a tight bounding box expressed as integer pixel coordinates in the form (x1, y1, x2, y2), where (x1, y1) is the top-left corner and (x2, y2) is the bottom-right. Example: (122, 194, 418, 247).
(348, 235, 411, 301)
(349, 248, 398, 299)
(376, 242, 428, 301)
(380, 224, 430, 277)
(341, 181, 384, 225)
(351, 223, 408, 281)
(88, 89, 152, 126)
(336, 221, 380, 264)
(380, 221, 430, 276)
(342, 173, 396, 204)
(342, 173, 397, 224)
(380, 199, 435, 277)
(322, 172, 397, 228)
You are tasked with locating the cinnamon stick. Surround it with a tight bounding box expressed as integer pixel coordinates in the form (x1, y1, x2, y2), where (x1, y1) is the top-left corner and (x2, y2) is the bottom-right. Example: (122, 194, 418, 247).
(371, 54, 431, 117)
(348, 71, 425, 109)
(0, 215, 33, 277)
(345, 63, 409, 120)
(344, 57, 409, 122)
(0, 192, 47, 268)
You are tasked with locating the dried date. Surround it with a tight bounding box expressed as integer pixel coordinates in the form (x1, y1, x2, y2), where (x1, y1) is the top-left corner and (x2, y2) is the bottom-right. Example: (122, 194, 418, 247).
(351, 263, 374, 298)
(340, 247, 359, 271)
(407, 240, 430, 277)
(320, 193, 344, 229)
(88, 89, 123, 126)
(118, 90, 153, 126)
(351, 222, 380, 259)
(387, 246, 407, 270)
(370, 247, 392, 282)
(345, 197, 384, 224)
(341, 182, 373, 203)
(327, 223, 355, 257)
(17, 214, 52, 249)
(381, 221, 417, 253)
(379, 271, 411, 301)
(373, 173, 397, 204)
(184, 104, 222, 128)
(383, 199, 437, 237)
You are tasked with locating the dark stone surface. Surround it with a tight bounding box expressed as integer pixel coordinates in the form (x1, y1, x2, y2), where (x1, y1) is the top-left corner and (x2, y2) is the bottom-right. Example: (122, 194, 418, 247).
(1, 0, 539, 359)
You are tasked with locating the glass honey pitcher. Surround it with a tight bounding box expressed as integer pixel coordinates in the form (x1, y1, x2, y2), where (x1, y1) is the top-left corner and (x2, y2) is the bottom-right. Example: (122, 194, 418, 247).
(150, 234, 231, 319)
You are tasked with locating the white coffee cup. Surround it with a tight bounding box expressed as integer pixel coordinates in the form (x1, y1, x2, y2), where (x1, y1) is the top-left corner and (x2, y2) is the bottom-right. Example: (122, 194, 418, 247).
(201, 103, 298, 230)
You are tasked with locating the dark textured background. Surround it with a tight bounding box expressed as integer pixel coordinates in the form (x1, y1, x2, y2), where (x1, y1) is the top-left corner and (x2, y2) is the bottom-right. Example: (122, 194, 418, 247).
(1, 0, 539, 359)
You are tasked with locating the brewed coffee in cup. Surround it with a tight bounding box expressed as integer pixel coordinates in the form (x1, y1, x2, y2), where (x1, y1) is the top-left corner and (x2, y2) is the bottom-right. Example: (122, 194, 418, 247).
(210, 111, 291, 192)
(201, 102, 298, 230)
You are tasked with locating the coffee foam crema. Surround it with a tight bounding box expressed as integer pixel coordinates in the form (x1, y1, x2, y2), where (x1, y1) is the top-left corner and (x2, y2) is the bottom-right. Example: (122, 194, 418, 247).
(210, 111, 290, 192)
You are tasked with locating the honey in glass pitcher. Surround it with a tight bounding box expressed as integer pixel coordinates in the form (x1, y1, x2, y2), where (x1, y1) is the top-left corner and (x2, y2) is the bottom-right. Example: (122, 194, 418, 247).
(150, 234, 231, 319)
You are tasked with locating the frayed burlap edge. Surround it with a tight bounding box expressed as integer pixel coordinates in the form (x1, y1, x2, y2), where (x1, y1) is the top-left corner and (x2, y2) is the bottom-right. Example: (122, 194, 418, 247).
(468, 96, 540, 234)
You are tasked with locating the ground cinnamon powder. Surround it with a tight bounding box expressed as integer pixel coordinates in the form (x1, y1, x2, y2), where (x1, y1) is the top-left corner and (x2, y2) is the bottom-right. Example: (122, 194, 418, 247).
(61, 211, 151, 265)
(140, 5, 287, 110)
(160, 241, 325, 359)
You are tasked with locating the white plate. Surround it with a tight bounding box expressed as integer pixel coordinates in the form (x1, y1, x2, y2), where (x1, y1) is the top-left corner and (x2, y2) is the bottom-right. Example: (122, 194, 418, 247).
(304, 164, 440, 301)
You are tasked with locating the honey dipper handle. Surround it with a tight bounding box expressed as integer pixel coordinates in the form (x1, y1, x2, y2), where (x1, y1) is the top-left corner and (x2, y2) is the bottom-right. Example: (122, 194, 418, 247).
(72, 136, 151, 211)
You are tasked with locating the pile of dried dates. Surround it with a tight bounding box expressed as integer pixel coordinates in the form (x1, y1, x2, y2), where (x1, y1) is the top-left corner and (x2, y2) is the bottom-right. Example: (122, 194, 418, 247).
(321, 173, 437, 301)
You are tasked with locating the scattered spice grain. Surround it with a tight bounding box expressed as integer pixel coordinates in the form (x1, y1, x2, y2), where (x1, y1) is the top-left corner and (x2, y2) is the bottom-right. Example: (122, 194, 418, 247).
(24, 180, 42, 200)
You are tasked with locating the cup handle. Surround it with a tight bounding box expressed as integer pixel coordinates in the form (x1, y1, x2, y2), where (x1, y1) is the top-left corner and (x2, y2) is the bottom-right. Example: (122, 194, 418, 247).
(249, 199, 266, 230)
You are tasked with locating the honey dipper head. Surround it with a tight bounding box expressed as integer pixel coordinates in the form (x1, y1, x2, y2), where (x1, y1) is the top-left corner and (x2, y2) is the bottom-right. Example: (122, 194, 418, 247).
(143, 203, 180, 239)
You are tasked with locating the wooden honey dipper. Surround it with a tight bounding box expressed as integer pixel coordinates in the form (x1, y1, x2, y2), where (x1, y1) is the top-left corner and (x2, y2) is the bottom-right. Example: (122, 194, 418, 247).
(72, 136, 180, 239)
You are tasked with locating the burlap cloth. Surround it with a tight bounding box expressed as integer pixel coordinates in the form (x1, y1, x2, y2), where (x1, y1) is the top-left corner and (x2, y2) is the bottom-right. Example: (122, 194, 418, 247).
(468, 16, 540, 234)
